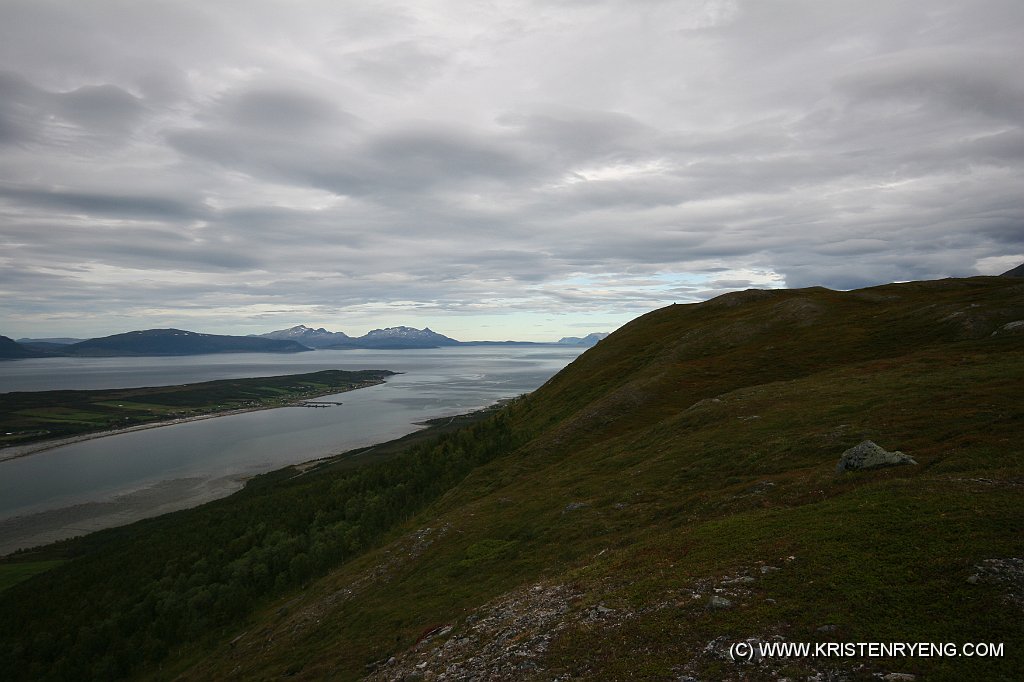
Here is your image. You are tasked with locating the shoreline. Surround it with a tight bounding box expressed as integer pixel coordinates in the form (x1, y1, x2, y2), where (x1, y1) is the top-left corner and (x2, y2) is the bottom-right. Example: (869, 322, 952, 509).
(0, 401, 505, 557)
(0, 474, 252, 557)
(0, 379, 388, 463)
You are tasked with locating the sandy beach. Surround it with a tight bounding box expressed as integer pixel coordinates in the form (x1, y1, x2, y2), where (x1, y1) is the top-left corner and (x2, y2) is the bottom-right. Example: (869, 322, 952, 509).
(0, 406, 286, 463)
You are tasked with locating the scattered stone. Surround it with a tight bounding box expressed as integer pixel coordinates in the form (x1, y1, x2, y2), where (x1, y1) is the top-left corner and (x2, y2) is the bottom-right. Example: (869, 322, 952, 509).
(836, 440, 917, 474)
(364, 583, 580, 681)
(707, 595, 733, 610)
(745, 480, 776, 495)
(364, 659, 387, 673)
(760, 565, 780, 574)
(968, 558, 1024, 609)
(721, 575, 755, 586)
(687, 396, 723, 411)
(816, 624, 838, 633)
(700, 635, 733, 659)
(993, 320, 1024, 335)
(882, 674, 916, 681)
(563, 502, 587, 513)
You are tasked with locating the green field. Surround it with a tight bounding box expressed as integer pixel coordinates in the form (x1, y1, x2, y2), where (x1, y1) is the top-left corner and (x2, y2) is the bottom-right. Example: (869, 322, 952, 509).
(0, 560, 67, 593)
(0, 369, 395, 449)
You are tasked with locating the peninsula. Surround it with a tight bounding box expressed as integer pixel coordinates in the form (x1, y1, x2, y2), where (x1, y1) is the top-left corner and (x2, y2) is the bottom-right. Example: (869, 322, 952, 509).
(0, 369, 395, 456)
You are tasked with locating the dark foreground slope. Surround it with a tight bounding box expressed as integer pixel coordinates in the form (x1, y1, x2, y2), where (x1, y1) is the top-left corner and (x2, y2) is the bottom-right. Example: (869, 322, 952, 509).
(2, 277, 1023, 681)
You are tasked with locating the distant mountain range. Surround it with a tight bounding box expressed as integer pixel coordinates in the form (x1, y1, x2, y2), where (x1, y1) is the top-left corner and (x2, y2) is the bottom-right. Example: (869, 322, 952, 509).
(3, 324, 612, 360)
(257, 325, 461, 350)
(1, 329, 309, 359)
(257, 325, 351, 348)
(63, 329, 311, 357)
(259, 325, 617, 349)
(16, 337, 84, 345)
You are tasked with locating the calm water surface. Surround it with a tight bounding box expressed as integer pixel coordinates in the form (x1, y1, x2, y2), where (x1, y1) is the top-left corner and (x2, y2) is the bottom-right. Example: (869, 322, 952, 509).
(0, 346, 584, 553)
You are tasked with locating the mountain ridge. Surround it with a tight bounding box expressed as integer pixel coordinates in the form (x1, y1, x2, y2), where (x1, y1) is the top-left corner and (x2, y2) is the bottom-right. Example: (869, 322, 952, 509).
(14, 337, 84, 345)
(10, 325, 595, 355)
(259, 324, 460, 349)
(62, 328, 311, 356)
(259, 324, 567, 348)
(0, 335, 50, 360)
(258, 325, 352, 348)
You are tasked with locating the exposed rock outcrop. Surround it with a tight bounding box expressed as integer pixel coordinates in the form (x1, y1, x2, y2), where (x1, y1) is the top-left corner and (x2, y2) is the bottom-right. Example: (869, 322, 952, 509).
(835, 440, 916, 474)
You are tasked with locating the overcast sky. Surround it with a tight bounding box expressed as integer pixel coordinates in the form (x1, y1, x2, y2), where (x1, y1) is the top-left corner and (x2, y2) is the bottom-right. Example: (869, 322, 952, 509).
(1, 0, 1022, 341)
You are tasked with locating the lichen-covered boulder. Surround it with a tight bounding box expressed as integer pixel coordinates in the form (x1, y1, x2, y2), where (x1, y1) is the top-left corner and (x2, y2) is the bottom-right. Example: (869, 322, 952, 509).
(836, 440, 917, 474)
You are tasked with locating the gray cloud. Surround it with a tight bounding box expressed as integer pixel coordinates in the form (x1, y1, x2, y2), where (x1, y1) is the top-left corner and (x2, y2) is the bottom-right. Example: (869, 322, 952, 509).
(56, 84, 146, 132)
(217, 86, 355, 132)
(1, 0, 1022, 340)
(836, 49, 1024, 122)
(0, 186, 207, 222)
(0, 71, 148, 146)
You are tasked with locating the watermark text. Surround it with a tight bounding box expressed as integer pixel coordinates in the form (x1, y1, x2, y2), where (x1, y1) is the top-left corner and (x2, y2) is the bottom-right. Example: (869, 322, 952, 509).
(728, 641, 1004, 662)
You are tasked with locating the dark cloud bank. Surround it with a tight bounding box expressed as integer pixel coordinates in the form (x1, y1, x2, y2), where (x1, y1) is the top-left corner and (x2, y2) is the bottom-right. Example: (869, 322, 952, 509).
(1, 0, 1022, 339)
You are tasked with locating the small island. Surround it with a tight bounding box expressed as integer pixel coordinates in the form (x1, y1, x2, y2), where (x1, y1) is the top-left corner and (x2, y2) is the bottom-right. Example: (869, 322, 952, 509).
(0, 369, 395, 455)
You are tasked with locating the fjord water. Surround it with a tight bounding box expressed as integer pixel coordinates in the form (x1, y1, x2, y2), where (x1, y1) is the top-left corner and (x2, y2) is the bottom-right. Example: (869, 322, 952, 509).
(0, 346, 584, 554)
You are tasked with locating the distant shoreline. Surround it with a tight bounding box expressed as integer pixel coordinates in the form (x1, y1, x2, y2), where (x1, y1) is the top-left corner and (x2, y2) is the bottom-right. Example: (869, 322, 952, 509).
(0, 380, 388, 463)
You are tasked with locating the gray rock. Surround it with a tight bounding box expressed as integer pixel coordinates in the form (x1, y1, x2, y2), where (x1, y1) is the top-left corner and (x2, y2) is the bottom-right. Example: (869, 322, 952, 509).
(835, 440, 917, 474)
(707, 595, 733, 609)
(721, 576, 755, 585)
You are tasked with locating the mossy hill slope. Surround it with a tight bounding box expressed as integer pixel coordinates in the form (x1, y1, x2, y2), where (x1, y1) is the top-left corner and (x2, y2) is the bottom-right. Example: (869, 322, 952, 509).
(5, 276, 1024, 681)
(166, 276, 1024, 681)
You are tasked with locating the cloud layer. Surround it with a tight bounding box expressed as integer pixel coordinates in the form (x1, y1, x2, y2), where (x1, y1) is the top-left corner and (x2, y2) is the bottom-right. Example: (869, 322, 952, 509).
(2, 0, 1022, 339)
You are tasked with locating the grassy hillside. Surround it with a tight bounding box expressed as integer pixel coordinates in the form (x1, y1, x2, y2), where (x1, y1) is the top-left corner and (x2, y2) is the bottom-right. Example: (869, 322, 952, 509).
(1, 276, 1022, 680)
